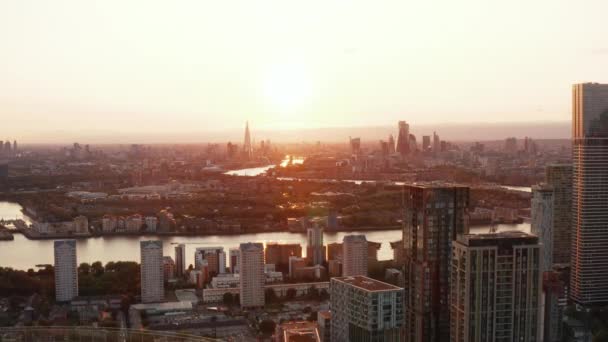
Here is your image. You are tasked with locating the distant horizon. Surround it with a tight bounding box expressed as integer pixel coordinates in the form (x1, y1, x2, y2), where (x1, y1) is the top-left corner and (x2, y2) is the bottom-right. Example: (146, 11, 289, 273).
(11, 120, 571, 145)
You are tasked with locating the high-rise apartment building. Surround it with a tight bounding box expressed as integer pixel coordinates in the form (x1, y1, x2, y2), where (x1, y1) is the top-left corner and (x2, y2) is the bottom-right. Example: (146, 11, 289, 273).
(194, 247, 226, 275)
(229, 248, 240, 274)
(307, 224, 325, 266)
(331, 276, 404, 342)
(531, 184, 554, 272)
(342, 235, 368, 277)
(450, 232, 542, 342)
(54, 240, 78, 302)
(402, 184, 469, 342)
(239, 242, 265, 308)
(265, 243, 302, 272)
(396, 121, 410, 156)
(571, 83, 608, 305)
(174, 243, 186, 277)
(140, 240, 164, 303)
(545, 164, 572, 266)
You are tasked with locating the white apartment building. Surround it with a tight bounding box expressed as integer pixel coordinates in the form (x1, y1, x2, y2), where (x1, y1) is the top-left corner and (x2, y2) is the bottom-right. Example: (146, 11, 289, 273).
(54, 240, 78, 302)
(140, 240, 164, 303)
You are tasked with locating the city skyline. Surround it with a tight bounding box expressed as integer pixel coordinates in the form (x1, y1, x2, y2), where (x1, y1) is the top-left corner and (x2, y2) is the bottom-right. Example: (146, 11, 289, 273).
(2, 2, 608, 140)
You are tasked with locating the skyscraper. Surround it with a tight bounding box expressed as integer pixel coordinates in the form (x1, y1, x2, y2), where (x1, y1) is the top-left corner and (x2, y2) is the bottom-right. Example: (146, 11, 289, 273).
(545, 164, 572, 266)
(307, 224, 325, 266)
(140, 240, 164, 303)
(402, 184, 469, 342)
(571, 83, 608, 306)
(531, 184, 554, 272)
(422, 135, 431, 152)
(396, 121, 410, 156)
(450, 232, 542, 342)
(388, 134, 396, 154)
(432, 131, 440, 154)
(174, 243, 186, 277)
(331, 276, 404, 342)
(239, 242, 264, 308)
(54, 240, 78, 302)
(243, 121, 252, 160)
(342, 235, 368, 277)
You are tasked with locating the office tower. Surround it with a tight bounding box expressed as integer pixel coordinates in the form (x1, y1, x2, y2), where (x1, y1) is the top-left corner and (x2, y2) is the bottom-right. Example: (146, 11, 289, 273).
(380, 140, 389, 157)
(4, 141, 10, 153)
(342, 235, 368, 276)
(174, 244, 186, 277)
(229, 248, 240, 273)
(396, 121, 410, 156)
(140, 240, 164, 303)
(545, 164, 572, 265)
(408, 134, 417, 152)
(54, 240, 78, 302)
(531, 184, 554, 272)
(422, 135, 431, 152)
(239, 242, 265, 308)
(12, 140, 16, 152)
(194, 247, 225, 275)
(388, 134, 396, 154)
(450, 232, 542, 342)
(571, 83, 608, 306)
(402, 184, 469, 342)
(307, 224, 325, 266)
(432, 131, 440, 153)
(331, 276, 404, 342)
(350, 137, 361, 155)
(243, 121, 252, 160)
(265, 243, 302, 272)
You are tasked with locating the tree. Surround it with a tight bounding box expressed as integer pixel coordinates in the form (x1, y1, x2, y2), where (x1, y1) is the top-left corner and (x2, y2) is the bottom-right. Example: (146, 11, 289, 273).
(91, 261, 104, 276)
(319, 288, 329, 301)
(223, 292, 234, 306)
(79, 263, 91, 275)
(286, 288, 297, 300)
(307, 311, 318, 322)
(259, 319, 276, 336)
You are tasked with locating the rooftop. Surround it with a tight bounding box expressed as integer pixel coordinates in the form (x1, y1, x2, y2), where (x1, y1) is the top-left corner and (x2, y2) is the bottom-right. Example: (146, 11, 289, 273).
(457, 231, 538, 247)
(332, 276, 403, 292)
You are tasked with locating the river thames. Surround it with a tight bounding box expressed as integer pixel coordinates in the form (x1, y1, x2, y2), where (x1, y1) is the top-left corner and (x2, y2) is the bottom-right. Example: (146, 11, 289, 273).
(0, 201, 529, 270)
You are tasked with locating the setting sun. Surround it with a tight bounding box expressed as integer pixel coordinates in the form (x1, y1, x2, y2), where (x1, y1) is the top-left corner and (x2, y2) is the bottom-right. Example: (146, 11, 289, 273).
(262, 60, 312, 113)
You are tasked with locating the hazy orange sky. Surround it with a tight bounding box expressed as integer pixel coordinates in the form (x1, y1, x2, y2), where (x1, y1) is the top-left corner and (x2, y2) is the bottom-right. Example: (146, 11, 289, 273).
(1, 1, 608, 141)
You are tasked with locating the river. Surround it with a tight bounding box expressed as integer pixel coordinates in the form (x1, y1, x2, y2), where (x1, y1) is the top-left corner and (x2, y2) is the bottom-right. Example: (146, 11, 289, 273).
(0, 201, 529, 270)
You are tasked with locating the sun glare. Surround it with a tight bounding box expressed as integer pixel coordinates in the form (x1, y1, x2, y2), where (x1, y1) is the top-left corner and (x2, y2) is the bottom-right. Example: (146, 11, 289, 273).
(262, 61, 312, 113)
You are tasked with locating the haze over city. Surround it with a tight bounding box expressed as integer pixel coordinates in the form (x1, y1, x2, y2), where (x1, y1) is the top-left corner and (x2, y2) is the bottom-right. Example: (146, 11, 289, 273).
(2, 1, 608, 142)
(4, 2, 608, 341)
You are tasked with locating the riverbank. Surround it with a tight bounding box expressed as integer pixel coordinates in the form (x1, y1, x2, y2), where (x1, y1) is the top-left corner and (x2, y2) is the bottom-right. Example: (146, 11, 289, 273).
(12, 224, 402, 240)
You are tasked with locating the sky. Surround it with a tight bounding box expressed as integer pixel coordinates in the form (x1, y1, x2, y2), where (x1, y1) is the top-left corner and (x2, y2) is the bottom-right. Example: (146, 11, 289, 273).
(1, 0, 608, 142)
